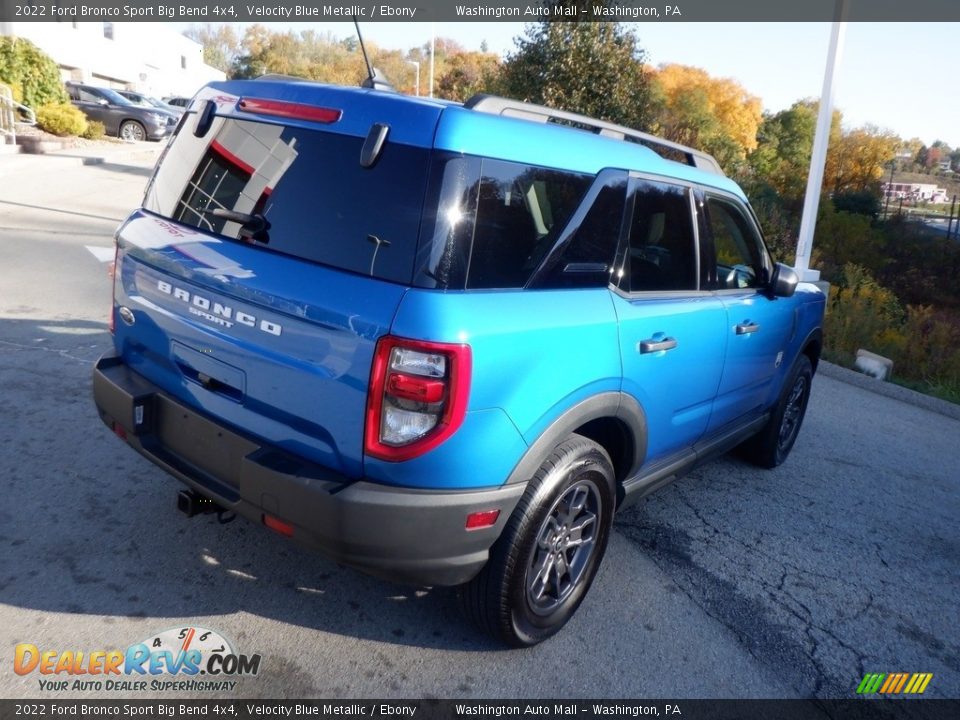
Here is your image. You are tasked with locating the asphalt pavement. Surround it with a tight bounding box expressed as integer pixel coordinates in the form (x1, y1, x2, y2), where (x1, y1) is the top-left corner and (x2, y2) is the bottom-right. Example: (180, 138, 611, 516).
(1, 146, 957, 700)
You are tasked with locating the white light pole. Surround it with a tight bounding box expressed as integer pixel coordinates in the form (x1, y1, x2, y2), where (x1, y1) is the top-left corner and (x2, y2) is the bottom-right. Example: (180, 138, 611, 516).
(429, 23, 435, 98)
(406, 60, 420, 96)
(795, 1, 848, 283)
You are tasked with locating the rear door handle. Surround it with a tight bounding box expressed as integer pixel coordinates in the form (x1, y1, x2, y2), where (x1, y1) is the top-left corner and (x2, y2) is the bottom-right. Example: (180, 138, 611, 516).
(736, 321, 760, 335)
(639, 337, 678, 354)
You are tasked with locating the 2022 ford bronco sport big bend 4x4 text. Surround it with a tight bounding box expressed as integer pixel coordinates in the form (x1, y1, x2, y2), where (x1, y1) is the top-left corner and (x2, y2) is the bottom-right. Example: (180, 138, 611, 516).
(93, 78, 826, 647)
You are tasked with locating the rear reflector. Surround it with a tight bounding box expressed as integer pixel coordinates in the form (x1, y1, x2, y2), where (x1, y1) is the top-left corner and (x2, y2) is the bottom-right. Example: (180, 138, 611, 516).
(238, 97, 342, 124)
(112, 422, 127, 441)
(263, 514, 294, 537)
(465, 509, 500, 531)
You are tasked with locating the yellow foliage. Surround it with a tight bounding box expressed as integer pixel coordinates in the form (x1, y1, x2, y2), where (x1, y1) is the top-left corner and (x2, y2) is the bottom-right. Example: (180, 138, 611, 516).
(653, 64, 762, 155)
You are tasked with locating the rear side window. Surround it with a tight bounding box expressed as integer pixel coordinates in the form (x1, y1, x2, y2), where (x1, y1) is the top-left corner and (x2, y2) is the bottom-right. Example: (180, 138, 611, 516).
(531, 172, 627, 289)
(622, 180, 698, 293)
(466, 160, 592, 289)
(144, 116, 430, 284)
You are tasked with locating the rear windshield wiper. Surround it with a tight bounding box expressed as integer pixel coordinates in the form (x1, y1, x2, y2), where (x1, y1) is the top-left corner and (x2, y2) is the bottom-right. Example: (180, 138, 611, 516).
(210, 208, 271, 243)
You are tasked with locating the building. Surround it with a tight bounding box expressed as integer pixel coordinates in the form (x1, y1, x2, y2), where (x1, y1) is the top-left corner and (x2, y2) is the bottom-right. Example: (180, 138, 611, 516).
(882, 181, 950, 204)
(0, 21, 225, 101)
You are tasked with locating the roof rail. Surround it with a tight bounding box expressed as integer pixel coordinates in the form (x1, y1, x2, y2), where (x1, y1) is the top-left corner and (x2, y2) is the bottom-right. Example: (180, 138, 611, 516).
(255, 74, 311, 83)
(463, 94, 724, 176)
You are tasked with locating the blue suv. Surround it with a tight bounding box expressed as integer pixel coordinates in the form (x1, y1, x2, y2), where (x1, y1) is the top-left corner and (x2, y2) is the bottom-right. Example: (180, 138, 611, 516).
(93, 78, 825, 647)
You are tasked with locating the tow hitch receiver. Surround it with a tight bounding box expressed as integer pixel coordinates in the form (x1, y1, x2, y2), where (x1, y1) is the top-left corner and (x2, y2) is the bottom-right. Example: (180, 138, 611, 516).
(176, 489, 221, 518)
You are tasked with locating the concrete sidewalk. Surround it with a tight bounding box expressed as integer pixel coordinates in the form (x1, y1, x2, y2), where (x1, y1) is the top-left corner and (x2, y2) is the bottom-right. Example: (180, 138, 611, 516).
(1, 139, 163, 171)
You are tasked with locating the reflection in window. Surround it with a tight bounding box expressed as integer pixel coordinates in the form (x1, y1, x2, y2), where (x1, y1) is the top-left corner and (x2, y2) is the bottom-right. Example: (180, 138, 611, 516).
(533, 174, 626, 290)
(706, 199, 763, 290)
(625, 180, 697, 292)
(174, 145, 251, 235)
(467, 159, 592, 289)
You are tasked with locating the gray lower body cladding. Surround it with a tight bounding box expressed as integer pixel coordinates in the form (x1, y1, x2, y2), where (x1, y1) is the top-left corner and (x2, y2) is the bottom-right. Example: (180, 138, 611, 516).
(92, 353, 524, 586)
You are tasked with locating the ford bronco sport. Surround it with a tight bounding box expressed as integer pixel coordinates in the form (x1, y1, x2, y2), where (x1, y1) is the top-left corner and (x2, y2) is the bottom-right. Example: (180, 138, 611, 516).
(93, 78, 825, 647)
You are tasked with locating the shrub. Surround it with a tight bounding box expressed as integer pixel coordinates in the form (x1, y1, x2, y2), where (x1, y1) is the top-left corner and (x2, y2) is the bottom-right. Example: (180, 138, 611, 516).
(0, 37, 68, 110)
(823, 263, 960, 404)
(80, 120, 105, 140)
(824, 263, 904, 359)
(36, 102, 87, 137)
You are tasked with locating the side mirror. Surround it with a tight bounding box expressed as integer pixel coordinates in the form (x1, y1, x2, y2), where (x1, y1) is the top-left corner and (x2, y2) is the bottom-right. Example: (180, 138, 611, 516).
(770, 262, 799, 298)
(97, 99, 109, 106)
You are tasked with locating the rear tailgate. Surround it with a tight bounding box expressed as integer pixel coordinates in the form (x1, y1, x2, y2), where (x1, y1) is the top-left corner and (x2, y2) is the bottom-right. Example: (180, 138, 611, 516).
(112, 82, 442, 478)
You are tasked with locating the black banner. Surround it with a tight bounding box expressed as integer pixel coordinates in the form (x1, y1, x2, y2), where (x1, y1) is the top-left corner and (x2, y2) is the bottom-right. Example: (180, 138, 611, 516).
(1, 0, 960, 23)
(2, 700, 960, 720)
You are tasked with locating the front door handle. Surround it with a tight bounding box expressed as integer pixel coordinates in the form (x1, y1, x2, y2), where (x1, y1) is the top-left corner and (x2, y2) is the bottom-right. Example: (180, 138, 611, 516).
(639, 337, 678, 354)
(736, 321, 760, 335)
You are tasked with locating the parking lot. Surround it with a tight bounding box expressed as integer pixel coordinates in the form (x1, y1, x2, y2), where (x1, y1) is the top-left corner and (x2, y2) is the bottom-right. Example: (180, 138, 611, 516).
(1, 148, 958, 699)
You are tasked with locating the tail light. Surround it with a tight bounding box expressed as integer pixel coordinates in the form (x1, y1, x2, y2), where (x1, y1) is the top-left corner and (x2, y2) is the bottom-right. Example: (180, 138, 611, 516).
(108, 242, 119, 334)
(365, 336, 471, 462)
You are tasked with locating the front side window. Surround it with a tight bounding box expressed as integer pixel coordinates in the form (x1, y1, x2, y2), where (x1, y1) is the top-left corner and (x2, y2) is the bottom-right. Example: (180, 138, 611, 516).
(621, 179, 698, 293)
(705, 197, 770, 290)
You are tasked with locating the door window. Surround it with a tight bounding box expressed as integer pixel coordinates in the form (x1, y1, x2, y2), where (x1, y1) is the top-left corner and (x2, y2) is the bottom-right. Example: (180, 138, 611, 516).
(705, 197, 770, 290)
(622, 180, 698, 293)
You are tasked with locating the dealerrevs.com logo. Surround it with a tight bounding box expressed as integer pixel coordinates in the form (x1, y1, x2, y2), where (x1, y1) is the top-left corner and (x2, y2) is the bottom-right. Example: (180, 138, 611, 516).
(14, 626, 261, 693)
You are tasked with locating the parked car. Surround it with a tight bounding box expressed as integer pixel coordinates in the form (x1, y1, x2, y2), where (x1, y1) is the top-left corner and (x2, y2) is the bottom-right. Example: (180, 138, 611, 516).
(162, 96, 191, 109)
(93, 78, 825, 647)
(66, 82, 177, 141)
(116, 90, 184, 118)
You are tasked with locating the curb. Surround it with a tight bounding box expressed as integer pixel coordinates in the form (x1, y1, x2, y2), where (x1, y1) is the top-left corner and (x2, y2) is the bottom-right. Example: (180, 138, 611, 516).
(818, 360, 960, 422)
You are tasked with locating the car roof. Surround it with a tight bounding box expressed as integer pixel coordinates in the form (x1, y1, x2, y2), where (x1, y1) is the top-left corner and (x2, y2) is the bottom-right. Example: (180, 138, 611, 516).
(204, 79, 746, 199)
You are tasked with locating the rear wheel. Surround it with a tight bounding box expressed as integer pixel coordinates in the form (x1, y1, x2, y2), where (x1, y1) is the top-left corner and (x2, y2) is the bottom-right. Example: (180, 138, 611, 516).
(459, 434, 615, 647)
(739, 354, 813, 468)
(119, 120, 146, 142)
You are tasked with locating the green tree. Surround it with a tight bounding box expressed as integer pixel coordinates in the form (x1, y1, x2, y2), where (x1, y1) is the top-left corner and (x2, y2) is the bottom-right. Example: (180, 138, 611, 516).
(494, 15, 654, 130)
(0, 37, 67, 110)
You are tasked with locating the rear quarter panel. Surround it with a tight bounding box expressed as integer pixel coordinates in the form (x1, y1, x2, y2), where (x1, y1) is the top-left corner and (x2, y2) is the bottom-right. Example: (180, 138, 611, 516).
(368, 287, 622, 490)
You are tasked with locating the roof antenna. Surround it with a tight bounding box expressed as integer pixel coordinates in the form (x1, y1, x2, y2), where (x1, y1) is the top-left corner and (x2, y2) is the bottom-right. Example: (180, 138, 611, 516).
(353, 15, 396, 92)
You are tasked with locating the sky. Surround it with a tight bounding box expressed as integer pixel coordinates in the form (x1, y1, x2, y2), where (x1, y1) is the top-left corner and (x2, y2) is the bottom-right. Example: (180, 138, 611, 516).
(172, 21, 960, 148)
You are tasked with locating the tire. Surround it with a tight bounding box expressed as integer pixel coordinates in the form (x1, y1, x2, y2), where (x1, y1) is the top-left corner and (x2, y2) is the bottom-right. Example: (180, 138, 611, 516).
(459, 434, 616, 647)
(119, 120, 146, 142)
(739, 354, 813, 469)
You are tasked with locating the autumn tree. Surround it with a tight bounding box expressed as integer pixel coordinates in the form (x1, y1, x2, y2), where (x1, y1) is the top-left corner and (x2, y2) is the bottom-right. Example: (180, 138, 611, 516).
(824, 124, 899, 195)
(184, 24, 242, 75)
(494, 19, 654, 130)
(650, 64, 762, 170)
(435, 51, 500, 102)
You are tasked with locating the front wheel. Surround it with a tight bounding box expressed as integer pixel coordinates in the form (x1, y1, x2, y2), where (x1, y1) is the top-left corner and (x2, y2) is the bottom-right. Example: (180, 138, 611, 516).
(739, 354, 813, 468)
(459, 434, 616, 647)
(119, 120, 146, 142)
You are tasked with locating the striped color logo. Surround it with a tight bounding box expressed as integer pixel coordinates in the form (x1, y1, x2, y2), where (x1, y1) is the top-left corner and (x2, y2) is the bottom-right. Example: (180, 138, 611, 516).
(856, 673, 934, 694)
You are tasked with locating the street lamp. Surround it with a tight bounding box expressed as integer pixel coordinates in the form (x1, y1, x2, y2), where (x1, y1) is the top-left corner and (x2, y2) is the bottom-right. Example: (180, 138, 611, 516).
(405, 60, 420, 97)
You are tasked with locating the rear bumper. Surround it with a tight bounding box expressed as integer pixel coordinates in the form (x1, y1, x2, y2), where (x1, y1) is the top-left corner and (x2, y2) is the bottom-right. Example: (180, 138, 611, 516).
(92, 353, 524, 586)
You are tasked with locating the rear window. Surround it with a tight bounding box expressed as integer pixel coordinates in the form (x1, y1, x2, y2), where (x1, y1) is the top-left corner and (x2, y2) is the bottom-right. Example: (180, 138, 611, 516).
(144, 115, 430, 284)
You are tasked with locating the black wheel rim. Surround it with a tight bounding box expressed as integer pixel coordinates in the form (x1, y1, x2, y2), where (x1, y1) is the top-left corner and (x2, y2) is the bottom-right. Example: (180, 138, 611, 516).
(778, 375, 807, 452)
(525, 478, 601, 617)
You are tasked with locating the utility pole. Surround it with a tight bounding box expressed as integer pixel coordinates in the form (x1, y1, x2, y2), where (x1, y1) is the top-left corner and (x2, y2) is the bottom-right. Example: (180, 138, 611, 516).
(949, 195, 957, 240)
